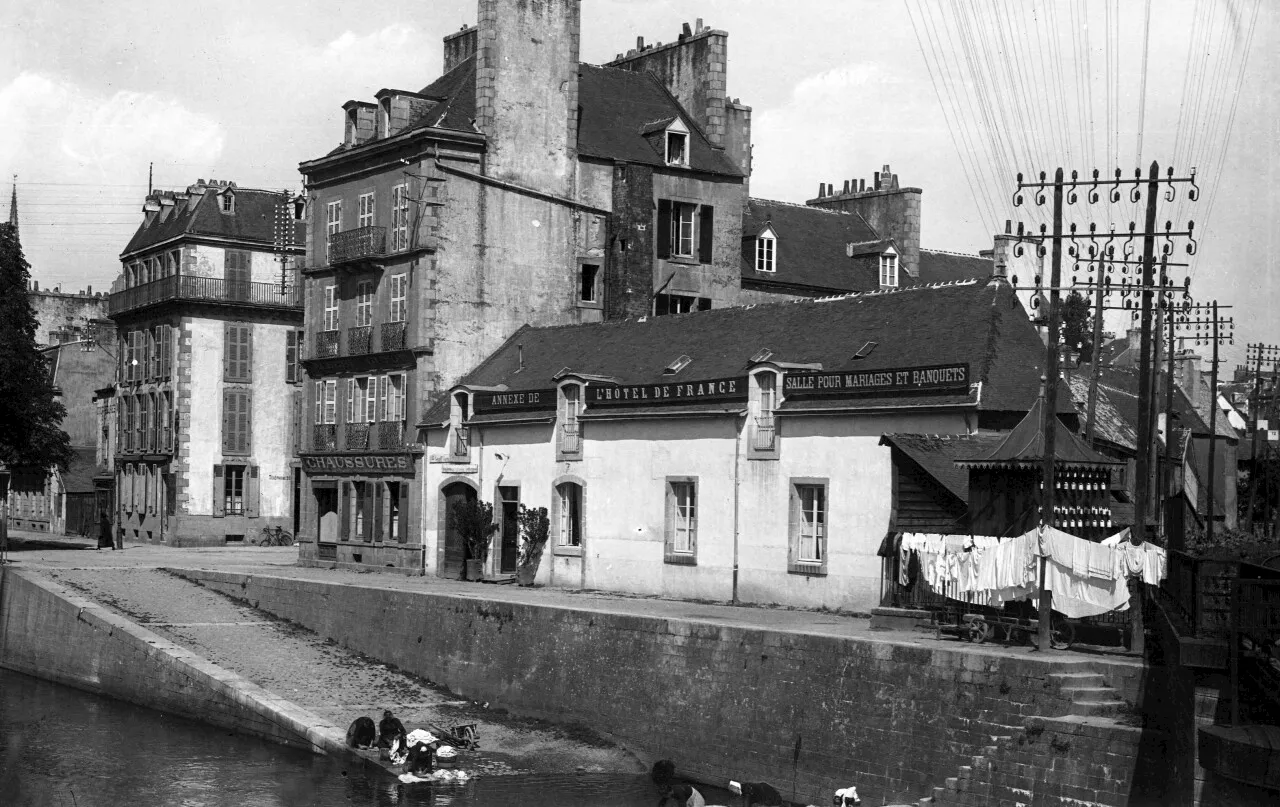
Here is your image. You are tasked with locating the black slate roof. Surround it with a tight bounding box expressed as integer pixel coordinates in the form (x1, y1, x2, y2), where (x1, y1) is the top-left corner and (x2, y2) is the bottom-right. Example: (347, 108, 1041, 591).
(122, 187, 304, 257)
(880, 433, 1006, 501)
(740, 198, 991, 293)
(424, 278, 1070, 424)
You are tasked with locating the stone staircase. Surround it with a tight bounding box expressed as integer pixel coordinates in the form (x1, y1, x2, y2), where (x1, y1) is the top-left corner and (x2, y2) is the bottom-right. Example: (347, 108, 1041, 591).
(914, 668, 1137, 807)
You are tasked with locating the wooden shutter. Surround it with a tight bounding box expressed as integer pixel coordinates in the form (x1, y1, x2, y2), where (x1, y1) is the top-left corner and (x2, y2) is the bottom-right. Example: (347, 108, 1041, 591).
(340, 482, 351, 540)
(362, 483, 374, 543)
(656, 199, 672, 259)
(787, 484, 800, 567)
(237, 392, 251, 454)
(663, 483, 675, 556)
(212, 464, 225, 517)
(242, 326, 253, 382)
(222, 390, 235, 453)
(397, 486, 408, 544)
(223, 324, 233, 379)
(160, 325, 171, 378)
(245, 465, 260, 518)
(698, 204, 714, 263)
(372, 484, 383, 543)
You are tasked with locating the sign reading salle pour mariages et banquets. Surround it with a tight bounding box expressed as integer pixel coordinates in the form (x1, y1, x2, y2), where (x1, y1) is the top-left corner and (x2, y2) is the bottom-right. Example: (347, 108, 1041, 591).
(589, 377, 747, 406)
(783, 363, 971, 398)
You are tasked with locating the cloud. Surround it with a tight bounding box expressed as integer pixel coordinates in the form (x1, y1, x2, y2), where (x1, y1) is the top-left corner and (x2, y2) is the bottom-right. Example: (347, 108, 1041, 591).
(323, 23, 416, 61)
(0, 72, 224, 182)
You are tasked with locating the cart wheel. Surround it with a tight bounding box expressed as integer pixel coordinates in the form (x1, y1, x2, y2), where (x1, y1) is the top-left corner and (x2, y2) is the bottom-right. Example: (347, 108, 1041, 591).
(1050, 617, 1075, 651)
(968, 619, 992, 644)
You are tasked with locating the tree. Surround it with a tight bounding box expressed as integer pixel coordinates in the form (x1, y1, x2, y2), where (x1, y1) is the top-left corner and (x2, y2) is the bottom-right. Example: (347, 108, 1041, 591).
(0, 224, 71, 470)
(1061, 290, 1095, 363)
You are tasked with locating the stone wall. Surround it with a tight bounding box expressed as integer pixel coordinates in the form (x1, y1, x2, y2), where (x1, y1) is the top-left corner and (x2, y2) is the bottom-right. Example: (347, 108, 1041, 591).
(174, 568, 1150, 806)
(0, 568, 343, 753)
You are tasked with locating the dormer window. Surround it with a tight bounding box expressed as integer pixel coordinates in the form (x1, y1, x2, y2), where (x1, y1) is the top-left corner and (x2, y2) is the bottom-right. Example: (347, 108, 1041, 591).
(879, 250, 899, 288)
(220, 190, 235, 214)
(665, 118, 690, 167)
(755, 225, 777, 273)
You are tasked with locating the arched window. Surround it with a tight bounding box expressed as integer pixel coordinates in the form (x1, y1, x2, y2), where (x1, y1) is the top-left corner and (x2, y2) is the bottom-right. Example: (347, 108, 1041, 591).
(555, 481, 583, 547)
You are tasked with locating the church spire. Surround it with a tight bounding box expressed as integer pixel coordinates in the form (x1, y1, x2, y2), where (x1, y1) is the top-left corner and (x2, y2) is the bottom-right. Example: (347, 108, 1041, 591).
(6, 175, 16, 238)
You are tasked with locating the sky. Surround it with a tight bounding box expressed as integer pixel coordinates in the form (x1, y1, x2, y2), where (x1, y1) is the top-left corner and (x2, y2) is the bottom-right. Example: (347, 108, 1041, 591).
(3, 0, 1277, 372)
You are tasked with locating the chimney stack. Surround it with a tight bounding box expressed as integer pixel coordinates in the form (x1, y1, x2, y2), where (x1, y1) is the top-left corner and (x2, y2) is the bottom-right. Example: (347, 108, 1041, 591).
(443, 24, 477, 73)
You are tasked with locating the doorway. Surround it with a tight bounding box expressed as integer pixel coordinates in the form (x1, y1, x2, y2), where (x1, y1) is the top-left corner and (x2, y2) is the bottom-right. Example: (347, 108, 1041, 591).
(498, 485, 519, 574)
(441, 481, 476, 579)
(315, 482, 338, 543)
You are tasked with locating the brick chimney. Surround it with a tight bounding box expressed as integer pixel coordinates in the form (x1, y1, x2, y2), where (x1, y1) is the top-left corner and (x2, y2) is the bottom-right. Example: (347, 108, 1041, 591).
(343, 101, 377, 147)
(808, 164, 922, 279)
(1175, 350, 1203, 408)
(475, 0, 580, 193)
(444, 24, 477, 73)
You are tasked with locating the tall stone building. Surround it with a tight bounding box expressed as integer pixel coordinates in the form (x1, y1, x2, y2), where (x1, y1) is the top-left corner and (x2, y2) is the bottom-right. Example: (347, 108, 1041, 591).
(107, 180, 305, 545)
(296, 2, 753, 570)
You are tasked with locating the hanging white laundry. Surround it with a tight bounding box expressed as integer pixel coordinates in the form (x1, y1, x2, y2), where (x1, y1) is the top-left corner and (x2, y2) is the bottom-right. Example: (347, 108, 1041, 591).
(1042, 558, 1131, 618)
(1100, 528, 1131, 547)
(1086, 542, 1115, 580)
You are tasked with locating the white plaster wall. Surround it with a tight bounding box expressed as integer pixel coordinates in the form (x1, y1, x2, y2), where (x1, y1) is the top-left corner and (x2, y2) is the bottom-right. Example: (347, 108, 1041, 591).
(185, 319, 223, 514)
(187, 244, 279, 284)
(737, 411, 969, 613)
(251, 322, 296, 518)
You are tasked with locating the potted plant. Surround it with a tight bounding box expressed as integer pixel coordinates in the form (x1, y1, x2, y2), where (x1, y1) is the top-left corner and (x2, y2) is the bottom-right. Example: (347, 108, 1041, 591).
(516, 504, 550, 586)
(451, 499, 499, 581)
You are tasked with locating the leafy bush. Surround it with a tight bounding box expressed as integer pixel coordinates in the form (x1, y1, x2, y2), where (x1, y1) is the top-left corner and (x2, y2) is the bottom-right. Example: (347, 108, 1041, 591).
(451, 499, 498, 562)
(517, 505, 550, 569)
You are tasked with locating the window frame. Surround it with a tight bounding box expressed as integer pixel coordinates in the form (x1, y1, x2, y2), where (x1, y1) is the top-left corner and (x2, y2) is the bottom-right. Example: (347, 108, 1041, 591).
(325, 200, 342, 259)
(879, 251, 899, 288)
(755, 231, 776, 273)
(357, 192, 375, 229)
(552, 478, 585, 554)
(389, 273, 407, 322)
(557, 383, 583, 460)
(355, 280, 374, 327)
(391, 184, 410, 250)
(748, 369, 781, 460)
(224, 464, 246, 515)
(222, 388, 252, 456)
(788, 478, 829, 576)
(664, 476, 698, 565)
(578, 262, 602, 307)
(672, 202, 695, 257)
(323, 285, 339, 331)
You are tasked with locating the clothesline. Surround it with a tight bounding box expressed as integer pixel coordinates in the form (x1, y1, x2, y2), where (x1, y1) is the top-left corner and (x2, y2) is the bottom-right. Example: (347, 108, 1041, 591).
(897, 527, 1166, 619)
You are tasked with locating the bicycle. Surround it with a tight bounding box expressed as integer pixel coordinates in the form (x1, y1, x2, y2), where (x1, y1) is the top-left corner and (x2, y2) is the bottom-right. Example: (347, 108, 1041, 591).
(255, 525, 295, 547)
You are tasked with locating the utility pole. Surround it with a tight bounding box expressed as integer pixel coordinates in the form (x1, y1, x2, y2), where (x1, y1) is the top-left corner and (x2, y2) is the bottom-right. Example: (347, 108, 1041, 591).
(1084, 261, 1106, 446)
(1012, 165, 1199, 652)
(1163, 287, 1179, 549)
(1244, 343, 1280, 532)
(1175, 302, 1234, 543)
(1132, 163, 1162, 549)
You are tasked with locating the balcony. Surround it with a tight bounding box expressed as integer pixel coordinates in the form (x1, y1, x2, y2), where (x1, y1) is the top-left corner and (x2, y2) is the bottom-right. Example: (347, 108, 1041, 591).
(752, 417, 776, 451)
(452, 426, 470, 459)
(377, 420, 405, 450)
(348, 326, 373, 356)
(346, 422, 371, 450)
(315, 330, 340, 358)
(558, 422, 581, 455)
(329, 226, 387, 267)
(313, 424, 337, 451)
(381, 321, 407, 352)
(109, 275, 301, 316)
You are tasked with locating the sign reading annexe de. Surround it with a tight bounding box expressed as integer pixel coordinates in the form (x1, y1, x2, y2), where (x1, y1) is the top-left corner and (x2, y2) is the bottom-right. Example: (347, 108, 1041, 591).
(589, 377, 747, 406)
(473, 389, 557, 413)
(783, 363, 970, 397)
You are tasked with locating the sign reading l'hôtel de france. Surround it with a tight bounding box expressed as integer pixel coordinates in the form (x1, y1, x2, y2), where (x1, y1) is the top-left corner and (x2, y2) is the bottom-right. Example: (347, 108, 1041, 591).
(783, 363, 970, 397)
(589, 377, 747, 406)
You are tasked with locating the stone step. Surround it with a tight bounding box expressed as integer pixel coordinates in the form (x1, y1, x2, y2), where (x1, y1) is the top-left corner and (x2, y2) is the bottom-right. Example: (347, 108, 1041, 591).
(1070, 698, 1126, 717)
(1048, 671, 1106, 689)
(1064, 685, 1124, 703)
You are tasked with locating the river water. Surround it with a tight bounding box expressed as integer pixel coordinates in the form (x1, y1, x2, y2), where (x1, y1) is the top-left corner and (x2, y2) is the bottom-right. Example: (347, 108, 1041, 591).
(0, 670, 669, 807)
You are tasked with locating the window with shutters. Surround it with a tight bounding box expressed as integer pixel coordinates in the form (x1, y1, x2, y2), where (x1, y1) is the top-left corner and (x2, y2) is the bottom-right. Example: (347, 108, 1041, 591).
(160, 391, 172, 450)
(789, 479, 828, 575)
(358, 193, 375, 229)
(137, 394, 150, 452)
(224, 465, 246, 515)
(124, 396, 136, 451)
(385, 374, 406, 421)
(323, 285, 339, 331)
(225, 250, 251, 300)
(390, 274, 407, 322)
(657, 200, 714, 263)
(355, 280, 374, 327)
(554, 481, 583, 549)
(159, 324, 172, 379)
(664, 478, 697, 565)
(314, 379, 337, 424)
(325, 201, 342, 260)
(286, 329, 303, 383)
(224, 323, 251, 381)
(391, 184, 410, 250)
(150, 327, 162, 380)
(222, 389, 251, 455)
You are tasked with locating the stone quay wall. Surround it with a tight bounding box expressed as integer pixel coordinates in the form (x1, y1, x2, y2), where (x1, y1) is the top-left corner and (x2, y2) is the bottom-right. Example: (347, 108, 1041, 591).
(175, 568, 1148, 806)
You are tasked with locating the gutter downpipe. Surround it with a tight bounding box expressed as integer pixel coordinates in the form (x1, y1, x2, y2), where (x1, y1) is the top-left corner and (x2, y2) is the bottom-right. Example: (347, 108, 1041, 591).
(732, 414, 743, 604)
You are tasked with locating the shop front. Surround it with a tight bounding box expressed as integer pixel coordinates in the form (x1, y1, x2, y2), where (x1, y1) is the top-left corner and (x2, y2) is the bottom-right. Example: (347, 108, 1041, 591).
(297, 451, 424, 573)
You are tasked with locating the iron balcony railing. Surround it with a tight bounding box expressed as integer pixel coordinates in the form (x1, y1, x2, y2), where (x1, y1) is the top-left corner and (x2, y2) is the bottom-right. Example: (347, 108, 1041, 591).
(377, 420, 405, 450)
(315, 330, 340, 358)
(381, 321, 407, 352)
(559, 422, 581, 455)
(452, 426, 470, 458)
(313, 424, 338, 451)
(328, 226, 387, 266)
(109, 275, 301, 315)
(752, 416, 776, 450)
(348, 326, 373, 355)
(346, 422, 371, 450)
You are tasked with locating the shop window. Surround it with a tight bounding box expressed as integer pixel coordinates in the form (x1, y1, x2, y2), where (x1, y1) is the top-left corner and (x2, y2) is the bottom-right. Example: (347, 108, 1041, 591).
(788, 479, 828, 576)
(664, 478, 697, 565)
(386, 481, 407, 544)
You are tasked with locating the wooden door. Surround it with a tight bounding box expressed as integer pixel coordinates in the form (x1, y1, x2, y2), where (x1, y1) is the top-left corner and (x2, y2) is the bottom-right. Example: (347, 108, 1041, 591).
(499, 486, 519, 573)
